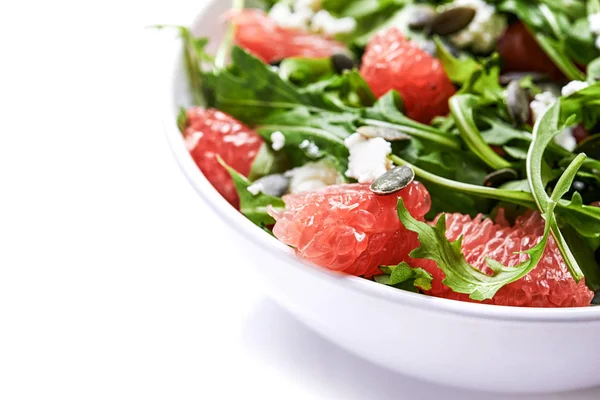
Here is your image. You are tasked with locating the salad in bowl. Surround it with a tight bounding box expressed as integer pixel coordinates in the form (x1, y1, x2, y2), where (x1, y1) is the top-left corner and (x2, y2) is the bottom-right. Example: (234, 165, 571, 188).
(161, 0, 600, 309)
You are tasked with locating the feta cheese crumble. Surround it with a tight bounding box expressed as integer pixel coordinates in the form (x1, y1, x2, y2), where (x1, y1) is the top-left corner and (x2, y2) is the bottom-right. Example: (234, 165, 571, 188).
(270, 131, 285, 151)
(286, 161, 341, 194)
(299, 139, 321, 158)
(311, 10, 357, 36)
(344, 132, 392, 183)
(268, 1, 356, 36)
(448, 0, 507, 53)
(530, 87, 581, 152)
(561, 80, 589, 97)
(589, 12, 600, 49)
(247, 182, 264, 196)
(530, 91, 557, 123)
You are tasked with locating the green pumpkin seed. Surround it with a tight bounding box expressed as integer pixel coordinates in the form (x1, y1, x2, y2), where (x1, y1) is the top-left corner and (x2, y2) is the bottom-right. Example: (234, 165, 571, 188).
(506, 80, 530, 127)
(483, 168, 519, 188)
(428, 7, 476, 36)
(357, 126, 411, 141)
(370, 166, 415, 195)
(499, 72, 549, 85)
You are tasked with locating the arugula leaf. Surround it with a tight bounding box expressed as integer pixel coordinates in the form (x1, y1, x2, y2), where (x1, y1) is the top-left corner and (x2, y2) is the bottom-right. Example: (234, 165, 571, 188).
(279, 57, 335, 87)
(479, 116, 532, 146)
(204, 46, 345, 124)
(396, 151, 586, 301)
(449, 95, 512, 170)
(526, 102, 584, 281)
(565, 18, 597, 65)
(218, 156, 285, 227)
(434, 37, 480, 84)
(374, 262, 433, 293)
(534, 33, 586, 81)
(248, 143, 290, 181)
(587, 57, 600, 83)
(177, 107, 188, 134)
(155, 25, 212, 106)
(397, 197, 556, 301)
(255, 107, 353, 171)
(562, 225, 600, 292)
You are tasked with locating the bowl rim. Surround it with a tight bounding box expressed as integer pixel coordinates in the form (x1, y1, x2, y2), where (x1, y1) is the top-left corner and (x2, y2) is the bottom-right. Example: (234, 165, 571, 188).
(161, 0, 600, 323)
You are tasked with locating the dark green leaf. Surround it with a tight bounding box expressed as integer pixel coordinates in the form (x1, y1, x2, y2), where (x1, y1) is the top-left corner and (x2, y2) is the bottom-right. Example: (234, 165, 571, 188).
(375, 261, 433, 292)
(177, 107, 188, 134)
(218, 156, 285, 227)
(434, 37, 479, 84)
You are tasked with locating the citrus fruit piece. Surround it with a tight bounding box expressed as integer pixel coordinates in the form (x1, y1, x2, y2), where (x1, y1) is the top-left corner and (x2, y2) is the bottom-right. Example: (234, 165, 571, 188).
(497, 22, 564, 81)
(413, 211, 594, 307)
(268, 182, 432, 277)
(359, 27, 456, 124)
(184, 107, 263, 208)
(230, 9, 348, 64)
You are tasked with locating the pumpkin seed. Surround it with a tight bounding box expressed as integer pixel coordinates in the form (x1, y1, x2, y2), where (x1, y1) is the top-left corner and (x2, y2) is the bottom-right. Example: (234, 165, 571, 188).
(251, 174, 290, 197)
(331, 53, 356, 74)
(428, 7, 476, 36)
(499, 71, 549, 85)
(576, 134, 600, 160)
(506, 80, 530, 127)
(357, 126, 411, 141)
(408, 6, 437, 30)
(370, 166, 415, 195)
(483, 168, 519, 188)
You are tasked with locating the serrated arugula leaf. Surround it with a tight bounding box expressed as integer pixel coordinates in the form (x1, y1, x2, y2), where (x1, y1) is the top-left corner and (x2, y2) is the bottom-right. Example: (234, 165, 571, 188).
(374, 262, 433, 293)
(527, 102, 585, 281)
(434, 37, 479, 84)
(204, 46, 345, 124)
(397, 197, 556, 301)
(397, 151, 584, 301)
(218, 156, 285, 227)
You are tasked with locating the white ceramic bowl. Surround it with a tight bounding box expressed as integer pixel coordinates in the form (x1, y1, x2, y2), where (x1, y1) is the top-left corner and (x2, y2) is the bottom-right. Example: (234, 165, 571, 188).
(163, 1, 600, 393)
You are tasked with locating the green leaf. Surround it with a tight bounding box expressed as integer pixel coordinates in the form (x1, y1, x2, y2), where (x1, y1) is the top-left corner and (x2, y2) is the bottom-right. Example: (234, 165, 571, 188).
(397, 197, 556, 301)
(526, 102, 584, 281)
(279, 57, 335, 87)
(375, 262, 433, 293)
(587, 57, 600, 83)
(154, 26, 212, 106)
(176, 107, 188, 134)
(204, 46, 346, 124)
(562, 225, 600, 292)
(534, 33, 586, 81)
(449, 95, 512, 170)
(218, 156, 285, 227)
(479, 116, 532, 146)
(434, 37, 479, 84)
(565, 18, 598, 65)
(248, 143, 289, 181)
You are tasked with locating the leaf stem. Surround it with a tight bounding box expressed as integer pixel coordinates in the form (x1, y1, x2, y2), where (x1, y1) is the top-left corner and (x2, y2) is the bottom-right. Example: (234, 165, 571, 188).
(362, 118, 462, 150)
(214, 0, 245, 70)
(389, 155, 536, 208)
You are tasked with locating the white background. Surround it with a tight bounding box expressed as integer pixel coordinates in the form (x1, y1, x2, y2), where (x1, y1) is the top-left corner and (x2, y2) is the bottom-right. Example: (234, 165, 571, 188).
(1, 1, 599, 398)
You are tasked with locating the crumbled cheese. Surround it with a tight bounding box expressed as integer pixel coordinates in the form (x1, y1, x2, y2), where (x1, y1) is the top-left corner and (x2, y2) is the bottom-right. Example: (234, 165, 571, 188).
(344, 132, 392, 183)
(588, 13, 600, 49)
(270, 131, 285, 151)
(589, 13, 600, 35)
(561, 80, 589, 97)
(247, 182, 264, 196)
(448, 0, 507, 53)
(554, 127, 578, 152)
(299, 139, 321, 158)
(530, 91, 557, 123)
(269, 3, 312, 30)
(530, 90, 578, 151)
(286, 161, 341, 193)
(268, 2, 356, 36)
(311, 10, 356, 36)
(294, 0, 322, 12)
